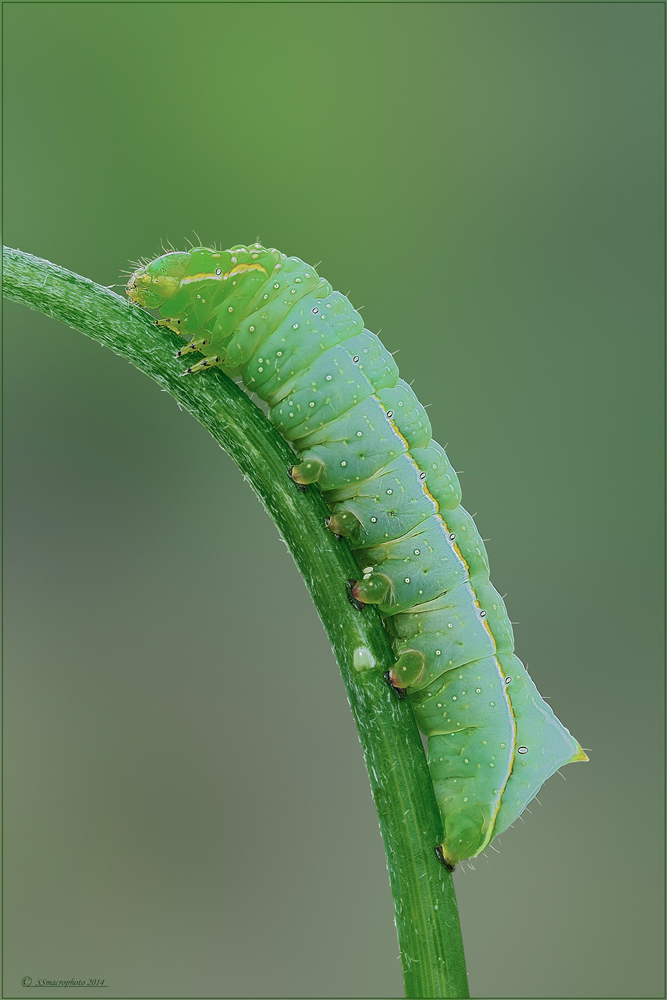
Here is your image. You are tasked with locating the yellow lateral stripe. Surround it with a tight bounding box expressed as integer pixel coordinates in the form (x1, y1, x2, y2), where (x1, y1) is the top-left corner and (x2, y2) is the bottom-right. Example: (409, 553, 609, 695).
(180, 262, 268, 287)
(479, 654, 517, 854)
(229, 262, 268, 277)
(180, 271, 223, 285)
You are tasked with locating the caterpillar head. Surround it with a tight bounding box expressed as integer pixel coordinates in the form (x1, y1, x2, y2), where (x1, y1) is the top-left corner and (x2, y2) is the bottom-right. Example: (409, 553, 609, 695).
(126, 252, 191, 308)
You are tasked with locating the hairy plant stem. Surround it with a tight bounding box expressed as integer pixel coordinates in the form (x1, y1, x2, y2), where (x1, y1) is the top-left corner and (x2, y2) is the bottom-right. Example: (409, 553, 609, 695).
(3, 246, 470, 999)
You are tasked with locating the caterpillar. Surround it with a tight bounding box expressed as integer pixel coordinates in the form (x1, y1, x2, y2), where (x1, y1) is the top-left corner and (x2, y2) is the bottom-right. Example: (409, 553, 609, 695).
(126, 243, 587, 867)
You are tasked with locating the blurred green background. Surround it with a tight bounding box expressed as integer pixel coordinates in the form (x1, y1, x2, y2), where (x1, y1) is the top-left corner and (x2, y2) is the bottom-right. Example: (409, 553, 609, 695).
(3, 3, 663, 998)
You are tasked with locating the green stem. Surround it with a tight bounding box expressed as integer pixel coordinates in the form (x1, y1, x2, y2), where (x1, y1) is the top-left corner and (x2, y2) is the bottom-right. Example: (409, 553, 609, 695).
(3, 246, 470, 999)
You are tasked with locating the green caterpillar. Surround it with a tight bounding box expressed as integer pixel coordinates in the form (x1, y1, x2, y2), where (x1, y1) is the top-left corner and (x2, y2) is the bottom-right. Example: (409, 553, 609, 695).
(126, 243, 587, 867)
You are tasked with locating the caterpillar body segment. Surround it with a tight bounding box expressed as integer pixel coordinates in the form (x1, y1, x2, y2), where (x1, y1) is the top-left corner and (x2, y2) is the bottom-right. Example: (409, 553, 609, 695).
(127, 244, 587, 865)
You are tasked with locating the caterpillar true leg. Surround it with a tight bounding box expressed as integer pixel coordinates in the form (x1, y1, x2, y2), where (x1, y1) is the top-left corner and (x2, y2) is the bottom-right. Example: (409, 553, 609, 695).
(176, 337, 209, 357)
(179, 354, 223, 375)
(156, 317, 182, 334)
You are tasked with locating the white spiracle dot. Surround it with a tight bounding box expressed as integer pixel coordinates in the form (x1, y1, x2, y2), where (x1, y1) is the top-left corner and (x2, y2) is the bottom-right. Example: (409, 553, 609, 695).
(414, 549, 420, 555)
(435, 650, 441, 655)
(312, 307, 319, 314)
(386, 489, 393, 495)
(276, 351, 282, 357)
(295, 277, 302, 283)
(404, 578, 410, 584)
(341, 461, 347, 467)
(357, 431, 362, 437)
(273, 283, 280, 289)
(228, 306, 233, 312)
(505, 676, 512, 684)
(249, 326, 255, 332)
(475, 688, 481, 693)
(353, 356, 359, 363)
(449, 533, 456, 540)
(370, 517, 377, 523)
(518, 746, 529, 754)
(293, 323, 299, 329)
(215, 268, 222, 275)
(489, 701, 495, 707)
(479, 610, 486, 618)
(387, 410, 394, 418)
(419, 472, 426, 480)
(309, 402, 315, 408)
(452, 696, 457, 701)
